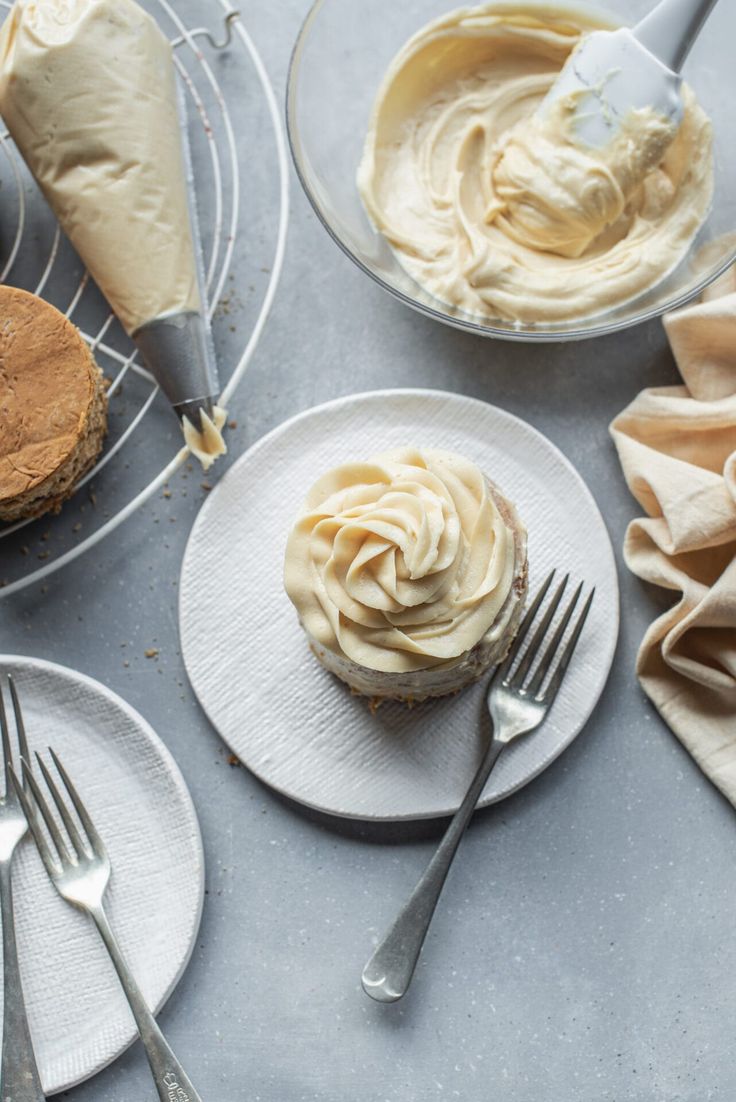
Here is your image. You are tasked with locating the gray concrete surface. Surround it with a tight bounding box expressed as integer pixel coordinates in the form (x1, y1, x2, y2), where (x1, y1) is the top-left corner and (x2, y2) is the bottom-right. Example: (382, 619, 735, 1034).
(1, 2, 735, 1099)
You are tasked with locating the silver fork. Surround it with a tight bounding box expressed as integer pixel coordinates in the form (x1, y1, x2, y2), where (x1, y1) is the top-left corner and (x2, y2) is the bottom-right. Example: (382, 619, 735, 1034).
(362, 570, 595, 1004)
(0, 676, 44, 1102)
(10, 750, 203, 1102)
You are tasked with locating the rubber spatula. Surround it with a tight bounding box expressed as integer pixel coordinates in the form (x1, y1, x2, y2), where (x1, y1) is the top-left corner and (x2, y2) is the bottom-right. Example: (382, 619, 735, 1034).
(540, 0, 720, 146)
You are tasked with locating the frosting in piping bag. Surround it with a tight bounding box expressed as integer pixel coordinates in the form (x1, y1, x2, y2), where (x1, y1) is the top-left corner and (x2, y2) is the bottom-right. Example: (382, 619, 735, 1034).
(358, 5, 714, 324)
(0, 0, 201, 336)
(284, 449, 516, 674)
(0, 0, 227, 467)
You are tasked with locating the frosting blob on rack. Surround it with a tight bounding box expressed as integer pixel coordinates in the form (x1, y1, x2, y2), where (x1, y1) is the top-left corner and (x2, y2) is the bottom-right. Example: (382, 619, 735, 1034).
(284, 448, 517, 674)
(357, 5, 713, 324)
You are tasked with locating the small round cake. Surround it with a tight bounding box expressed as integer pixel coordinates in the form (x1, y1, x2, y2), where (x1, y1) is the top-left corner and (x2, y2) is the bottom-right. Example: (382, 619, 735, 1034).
(0, 286, 108, 523)
(284, 448, 528, 703)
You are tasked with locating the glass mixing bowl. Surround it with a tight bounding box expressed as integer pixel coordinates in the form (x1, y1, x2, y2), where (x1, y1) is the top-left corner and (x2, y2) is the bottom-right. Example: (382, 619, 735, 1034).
(287, 0, 735, 341)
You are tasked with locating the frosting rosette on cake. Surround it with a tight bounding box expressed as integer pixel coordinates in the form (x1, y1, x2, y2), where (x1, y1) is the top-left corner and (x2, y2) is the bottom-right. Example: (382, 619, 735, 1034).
(284, 449, 525, 689)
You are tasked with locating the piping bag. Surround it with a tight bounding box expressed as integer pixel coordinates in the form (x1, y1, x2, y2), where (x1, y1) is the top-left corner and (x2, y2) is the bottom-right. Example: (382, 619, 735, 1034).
(0, 0, 226, 470)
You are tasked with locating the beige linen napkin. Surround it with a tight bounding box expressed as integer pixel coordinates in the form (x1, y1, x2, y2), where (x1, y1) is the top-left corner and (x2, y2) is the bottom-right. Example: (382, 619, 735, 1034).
(610, 270, 736, 804)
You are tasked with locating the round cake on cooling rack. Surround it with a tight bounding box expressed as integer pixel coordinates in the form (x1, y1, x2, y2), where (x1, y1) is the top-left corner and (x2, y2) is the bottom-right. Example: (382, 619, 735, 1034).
(0, 286, 108, 523)
(284, 447, 528, 704)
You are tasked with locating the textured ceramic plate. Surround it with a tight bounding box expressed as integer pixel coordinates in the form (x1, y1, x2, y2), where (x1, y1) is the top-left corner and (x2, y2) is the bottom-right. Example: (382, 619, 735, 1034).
(0, 656, 204, 1094)
(180, 390, 619, 820)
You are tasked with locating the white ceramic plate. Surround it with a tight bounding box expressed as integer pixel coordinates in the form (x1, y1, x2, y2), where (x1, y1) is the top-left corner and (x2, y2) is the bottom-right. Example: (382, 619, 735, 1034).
(0, 656, 204, 1094)
(180, 389, 619, 821)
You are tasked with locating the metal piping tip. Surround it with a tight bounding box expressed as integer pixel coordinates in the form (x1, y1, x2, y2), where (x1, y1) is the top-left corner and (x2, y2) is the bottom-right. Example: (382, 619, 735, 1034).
(174, 397, 216, 432)
(134, 311, 219, 421)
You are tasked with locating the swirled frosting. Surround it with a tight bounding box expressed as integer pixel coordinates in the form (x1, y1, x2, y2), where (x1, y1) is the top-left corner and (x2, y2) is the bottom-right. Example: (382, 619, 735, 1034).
(358, 5, 713, 324)
(491, 100, 678, 259)
(284, 449, 516, 674)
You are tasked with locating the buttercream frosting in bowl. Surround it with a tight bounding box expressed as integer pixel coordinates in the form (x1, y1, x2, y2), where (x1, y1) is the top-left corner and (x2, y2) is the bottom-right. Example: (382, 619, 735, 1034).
(284, 448, 528, 701)
(357, 4, 714, 325)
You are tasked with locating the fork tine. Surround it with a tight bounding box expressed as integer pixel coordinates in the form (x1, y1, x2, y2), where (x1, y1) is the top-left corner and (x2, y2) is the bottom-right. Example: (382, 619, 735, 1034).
(8, 675, 31, 764)
(540, 588, 595, 705)
(526, 582, 583, 698)
(20, 757, 74, 867)
(496, 570, 556, 684)
(49, 748, 107, 860)
(0, 680, 11, 791)
(509, 574, 569, 690)
(10, 764, 63, 880)
(36, 752, 89, 860)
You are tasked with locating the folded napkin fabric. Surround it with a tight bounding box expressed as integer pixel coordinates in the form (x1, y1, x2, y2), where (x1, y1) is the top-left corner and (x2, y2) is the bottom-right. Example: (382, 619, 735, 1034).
(610, 270, 736, 804)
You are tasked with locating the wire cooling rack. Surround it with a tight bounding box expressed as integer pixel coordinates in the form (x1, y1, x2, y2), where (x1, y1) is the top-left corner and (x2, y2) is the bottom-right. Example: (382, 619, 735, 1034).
(0, 0, 289, 598)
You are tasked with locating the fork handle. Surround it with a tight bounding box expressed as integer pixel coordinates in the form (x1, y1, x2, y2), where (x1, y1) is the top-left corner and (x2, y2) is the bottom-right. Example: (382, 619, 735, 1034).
(0, 860, 45, 1101)
(362, 735, 505, 1003)
(90, 905, 203, 1102)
